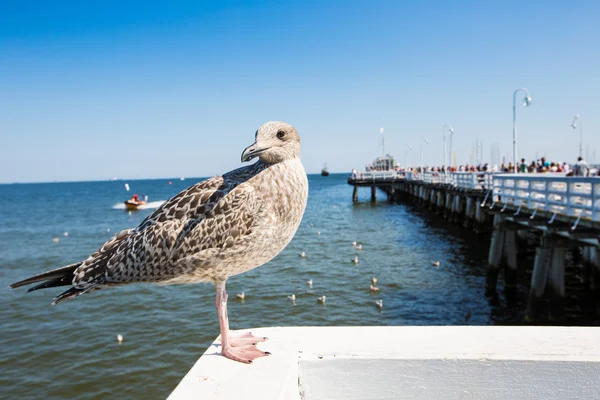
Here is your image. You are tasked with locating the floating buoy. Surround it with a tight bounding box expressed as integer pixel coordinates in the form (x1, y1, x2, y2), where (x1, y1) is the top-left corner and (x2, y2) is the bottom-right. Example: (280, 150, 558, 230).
(168, 181, 172, 185)
(107, 228, 111, 232)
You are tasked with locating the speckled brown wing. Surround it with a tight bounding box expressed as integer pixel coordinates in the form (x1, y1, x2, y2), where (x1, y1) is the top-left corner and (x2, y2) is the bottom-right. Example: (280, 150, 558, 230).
(71, 167, 262, 288)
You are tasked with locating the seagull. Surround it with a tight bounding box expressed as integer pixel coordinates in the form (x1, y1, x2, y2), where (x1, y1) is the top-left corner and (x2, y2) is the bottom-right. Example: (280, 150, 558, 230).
(52, 237, 60, 243)
(375, 300, 383, 309)
(371, 276, 377, 286)
(288, 294, 296, 301)
(317, 296, 326, 304)
(316, 231, 321, 235)
(307, 279, 313, 287)
(298, 251, 306, 258)
(10, 121, 308, 365)
(370, 285, 380, 292)
(355, 244, 363, 251)
(236, 292, 245, 300)
(352, 256, 359, 265)
(432, 261, 440, 267)
(351, 241, 357, 247)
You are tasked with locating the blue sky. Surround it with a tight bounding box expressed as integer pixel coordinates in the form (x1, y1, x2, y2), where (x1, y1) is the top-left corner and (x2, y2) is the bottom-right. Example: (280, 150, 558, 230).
(1, 0, 599, 182)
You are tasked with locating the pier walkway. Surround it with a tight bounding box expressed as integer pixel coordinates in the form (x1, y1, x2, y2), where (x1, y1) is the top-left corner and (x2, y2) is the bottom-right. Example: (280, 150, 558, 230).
(348, 171, 600, 320)
(169, 326, 600, 399)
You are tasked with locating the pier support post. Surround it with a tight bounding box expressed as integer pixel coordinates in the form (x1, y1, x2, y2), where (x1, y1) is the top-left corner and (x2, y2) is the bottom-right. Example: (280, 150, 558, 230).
(387, 187, 395, 203)
(352, 185, 358, 203)
(548, 247, 566, 321)
(444, 192, 452, 219)
(463, 196, 475, 228)
(526, 243, 553, 321)
(486, 214, 506, 296)
(586, 246, 600, 309)
(474, 200, 487, 233)
(429, 189, 436, 210)
(526, 235, 567, 322)
(436, 191, 444, 214)
(452, 194, 463, 223)
(503, 229, 518, 303)
(371, 186, 377, 203)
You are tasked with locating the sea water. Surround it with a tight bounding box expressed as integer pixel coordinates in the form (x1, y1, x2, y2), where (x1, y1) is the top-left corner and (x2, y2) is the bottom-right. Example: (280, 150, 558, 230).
(0, 174, 590, 399)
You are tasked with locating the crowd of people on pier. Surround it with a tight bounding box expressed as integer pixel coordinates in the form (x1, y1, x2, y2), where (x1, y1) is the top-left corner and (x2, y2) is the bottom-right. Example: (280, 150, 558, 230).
(388, 156, 597, 177)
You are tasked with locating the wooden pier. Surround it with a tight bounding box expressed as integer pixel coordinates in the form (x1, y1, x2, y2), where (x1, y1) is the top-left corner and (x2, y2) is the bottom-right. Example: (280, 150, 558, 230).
(348, 171, 600, 321)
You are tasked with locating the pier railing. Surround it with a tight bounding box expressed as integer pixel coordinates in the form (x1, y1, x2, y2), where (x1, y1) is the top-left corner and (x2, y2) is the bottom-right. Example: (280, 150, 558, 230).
(492, 174, 600, 222)
(407, 171, 495, 190)
(351, 171, 404, 181)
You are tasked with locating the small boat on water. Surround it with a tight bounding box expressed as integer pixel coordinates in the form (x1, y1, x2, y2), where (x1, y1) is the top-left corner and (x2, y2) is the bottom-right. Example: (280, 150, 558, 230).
(124, 194, 146, 211)
(321, 163, 330, 176)
(124, 200, 146, 211)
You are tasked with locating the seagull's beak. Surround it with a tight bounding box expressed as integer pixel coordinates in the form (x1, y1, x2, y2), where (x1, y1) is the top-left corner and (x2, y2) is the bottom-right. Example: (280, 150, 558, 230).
(241, 142, 270, 163)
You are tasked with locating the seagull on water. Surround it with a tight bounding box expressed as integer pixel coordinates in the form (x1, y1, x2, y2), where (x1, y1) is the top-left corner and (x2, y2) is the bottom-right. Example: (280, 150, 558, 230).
(288, 294, 296, 301)
(371, 276, 377, 286)
(370, 285, 380, 292)
(375, 300, 383, 309)
(355, 244, 363, 251)
(317, 296, 326, 304)
(299, 251, 306, 258)
(307, 279, 313, 287)
(236, 292, 245, 300)
(10, 121, 308, 365)
(432, 261, 440, 267)
(352, 256, 359, 265)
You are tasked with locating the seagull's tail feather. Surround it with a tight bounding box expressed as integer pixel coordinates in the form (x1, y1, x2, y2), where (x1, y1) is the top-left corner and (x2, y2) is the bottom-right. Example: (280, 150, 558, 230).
(10, 262, 82, 289)
(52, 287, 87, 305)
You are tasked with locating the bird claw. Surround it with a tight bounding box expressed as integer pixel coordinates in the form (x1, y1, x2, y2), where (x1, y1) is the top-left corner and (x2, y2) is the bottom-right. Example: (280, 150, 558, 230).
(230, 332, 269, 347)
(222, 344, 271, 364)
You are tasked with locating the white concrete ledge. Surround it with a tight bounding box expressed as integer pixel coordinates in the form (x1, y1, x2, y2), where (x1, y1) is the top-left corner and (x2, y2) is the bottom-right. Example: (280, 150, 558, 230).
(168, 326, 600, 400)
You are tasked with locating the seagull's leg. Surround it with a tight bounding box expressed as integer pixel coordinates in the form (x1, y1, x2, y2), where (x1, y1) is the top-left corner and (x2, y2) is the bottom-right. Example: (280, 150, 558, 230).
(215, 280, 270, 364)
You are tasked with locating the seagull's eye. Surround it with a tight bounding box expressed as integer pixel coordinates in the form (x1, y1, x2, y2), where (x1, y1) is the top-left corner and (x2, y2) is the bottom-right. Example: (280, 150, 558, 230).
(277, 130, 286, 139)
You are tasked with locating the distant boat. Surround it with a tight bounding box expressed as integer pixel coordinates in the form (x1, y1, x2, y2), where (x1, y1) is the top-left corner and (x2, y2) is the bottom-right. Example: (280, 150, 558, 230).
(321, 163, 330, 176)
(124, 200, 146, 211)
(124, 194, 146, 211)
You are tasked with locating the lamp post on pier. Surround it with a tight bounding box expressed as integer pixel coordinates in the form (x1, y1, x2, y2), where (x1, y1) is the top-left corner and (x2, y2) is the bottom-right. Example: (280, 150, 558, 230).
(442, 124, 453, 169)
(512, 88, 532, 173)
(571, 114, 582, 158)
(420, 139, 429, 172)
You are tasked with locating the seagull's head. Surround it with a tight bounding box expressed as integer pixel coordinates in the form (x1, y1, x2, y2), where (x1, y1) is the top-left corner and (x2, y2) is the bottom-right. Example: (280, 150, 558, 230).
(241, 121, 300, 164)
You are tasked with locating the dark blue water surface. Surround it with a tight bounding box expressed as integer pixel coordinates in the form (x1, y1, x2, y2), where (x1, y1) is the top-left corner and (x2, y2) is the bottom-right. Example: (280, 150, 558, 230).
(1, 173, 497, 399)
